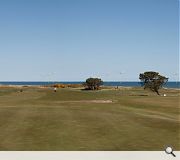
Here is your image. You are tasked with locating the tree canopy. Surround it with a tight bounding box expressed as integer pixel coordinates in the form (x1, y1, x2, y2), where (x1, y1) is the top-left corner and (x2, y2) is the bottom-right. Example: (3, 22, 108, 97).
(139, 71, 168, 95)
(83, 78, 103, 90)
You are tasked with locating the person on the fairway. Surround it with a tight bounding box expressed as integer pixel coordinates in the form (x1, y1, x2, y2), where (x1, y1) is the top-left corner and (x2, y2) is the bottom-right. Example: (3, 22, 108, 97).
(54, 87, 57, 92)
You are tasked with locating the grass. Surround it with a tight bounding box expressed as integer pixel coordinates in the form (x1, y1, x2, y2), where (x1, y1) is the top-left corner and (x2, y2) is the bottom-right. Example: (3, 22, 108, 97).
(0, 86, 179, 151)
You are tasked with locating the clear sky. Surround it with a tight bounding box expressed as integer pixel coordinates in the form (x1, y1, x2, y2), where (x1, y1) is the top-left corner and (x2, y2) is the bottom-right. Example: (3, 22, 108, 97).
(0, 0, 179, 81)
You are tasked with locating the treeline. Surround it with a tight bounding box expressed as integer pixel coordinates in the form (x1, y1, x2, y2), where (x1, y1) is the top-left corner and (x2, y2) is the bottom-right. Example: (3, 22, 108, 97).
(51, 71, 168, 95)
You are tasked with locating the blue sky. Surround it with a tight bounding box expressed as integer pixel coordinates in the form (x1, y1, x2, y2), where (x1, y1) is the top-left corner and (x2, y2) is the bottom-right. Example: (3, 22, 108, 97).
(0, 0, 179, 81)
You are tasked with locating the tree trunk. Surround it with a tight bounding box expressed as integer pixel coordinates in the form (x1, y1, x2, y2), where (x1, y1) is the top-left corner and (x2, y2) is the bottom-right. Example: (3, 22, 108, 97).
(155, 90, 160, 95)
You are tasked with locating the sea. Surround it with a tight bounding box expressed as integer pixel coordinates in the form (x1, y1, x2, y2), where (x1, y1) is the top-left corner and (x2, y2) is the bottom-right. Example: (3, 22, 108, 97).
(0, 81, 179, 88)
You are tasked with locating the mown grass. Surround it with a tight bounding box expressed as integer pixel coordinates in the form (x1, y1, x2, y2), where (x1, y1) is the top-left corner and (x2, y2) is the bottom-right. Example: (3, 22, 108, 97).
(0, 87, 179, 150)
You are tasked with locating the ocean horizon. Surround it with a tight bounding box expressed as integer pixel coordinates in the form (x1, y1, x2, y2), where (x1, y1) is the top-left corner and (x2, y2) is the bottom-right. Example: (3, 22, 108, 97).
(0, 81, 179, 88)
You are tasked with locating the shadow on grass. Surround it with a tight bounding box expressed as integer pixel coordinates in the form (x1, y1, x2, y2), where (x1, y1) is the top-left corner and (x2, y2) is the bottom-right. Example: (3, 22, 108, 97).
(129, 94, 148, 96)
(81, 88, 103, 91)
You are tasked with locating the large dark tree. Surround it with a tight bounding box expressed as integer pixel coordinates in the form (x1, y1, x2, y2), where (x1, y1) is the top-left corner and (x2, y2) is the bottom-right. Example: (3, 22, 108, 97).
(83, 78, 103, 90)
(139, 71, 168, 95)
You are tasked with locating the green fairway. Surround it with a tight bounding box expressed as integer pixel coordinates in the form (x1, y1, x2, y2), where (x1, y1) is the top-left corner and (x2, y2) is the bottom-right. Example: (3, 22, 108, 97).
(0, 87, 179, 150)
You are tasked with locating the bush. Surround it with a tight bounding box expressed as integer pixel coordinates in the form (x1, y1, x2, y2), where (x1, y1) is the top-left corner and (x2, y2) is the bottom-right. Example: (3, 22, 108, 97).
(52, 84, 65, 88)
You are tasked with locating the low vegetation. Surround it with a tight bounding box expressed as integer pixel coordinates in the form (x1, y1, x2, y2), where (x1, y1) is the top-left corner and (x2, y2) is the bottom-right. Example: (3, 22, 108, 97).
(0, 86, 179, 150)
(51, 83, 83, 88)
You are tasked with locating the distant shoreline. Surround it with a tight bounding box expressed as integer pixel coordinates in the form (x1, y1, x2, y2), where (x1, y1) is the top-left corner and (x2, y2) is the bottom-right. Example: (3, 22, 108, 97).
(0, 84, 179, 90)
(0, 81, 179, 89)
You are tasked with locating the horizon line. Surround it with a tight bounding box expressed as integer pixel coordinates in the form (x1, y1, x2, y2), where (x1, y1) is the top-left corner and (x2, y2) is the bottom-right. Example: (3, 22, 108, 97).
(0, 81, 179, 82)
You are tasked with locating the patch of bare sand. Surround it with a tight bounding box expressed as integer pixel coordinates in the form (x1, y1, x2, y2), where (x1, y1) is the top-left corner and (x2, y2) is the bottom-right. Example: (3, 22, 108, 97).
(55, 100, 113, 104)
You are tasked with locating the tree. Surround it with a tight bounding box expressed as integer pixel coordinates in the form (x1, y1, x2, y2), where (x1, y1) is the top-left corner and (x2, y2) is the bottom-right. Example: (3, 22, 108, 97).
(83, 78, 103, 90)
(139, 71, 168, 95)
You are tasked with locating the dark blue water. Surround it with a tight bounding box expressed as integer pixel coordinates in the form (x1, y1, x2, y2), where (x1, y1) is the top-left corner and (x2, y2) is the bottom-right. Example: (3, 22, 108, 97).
(0, 81, 179, 88)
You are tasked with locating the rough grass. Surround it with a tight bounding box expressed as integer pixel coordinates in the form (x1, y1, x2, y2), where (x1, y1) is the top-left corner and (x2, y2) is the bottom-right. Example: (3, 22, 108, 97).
(0, 87, 179, 151)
